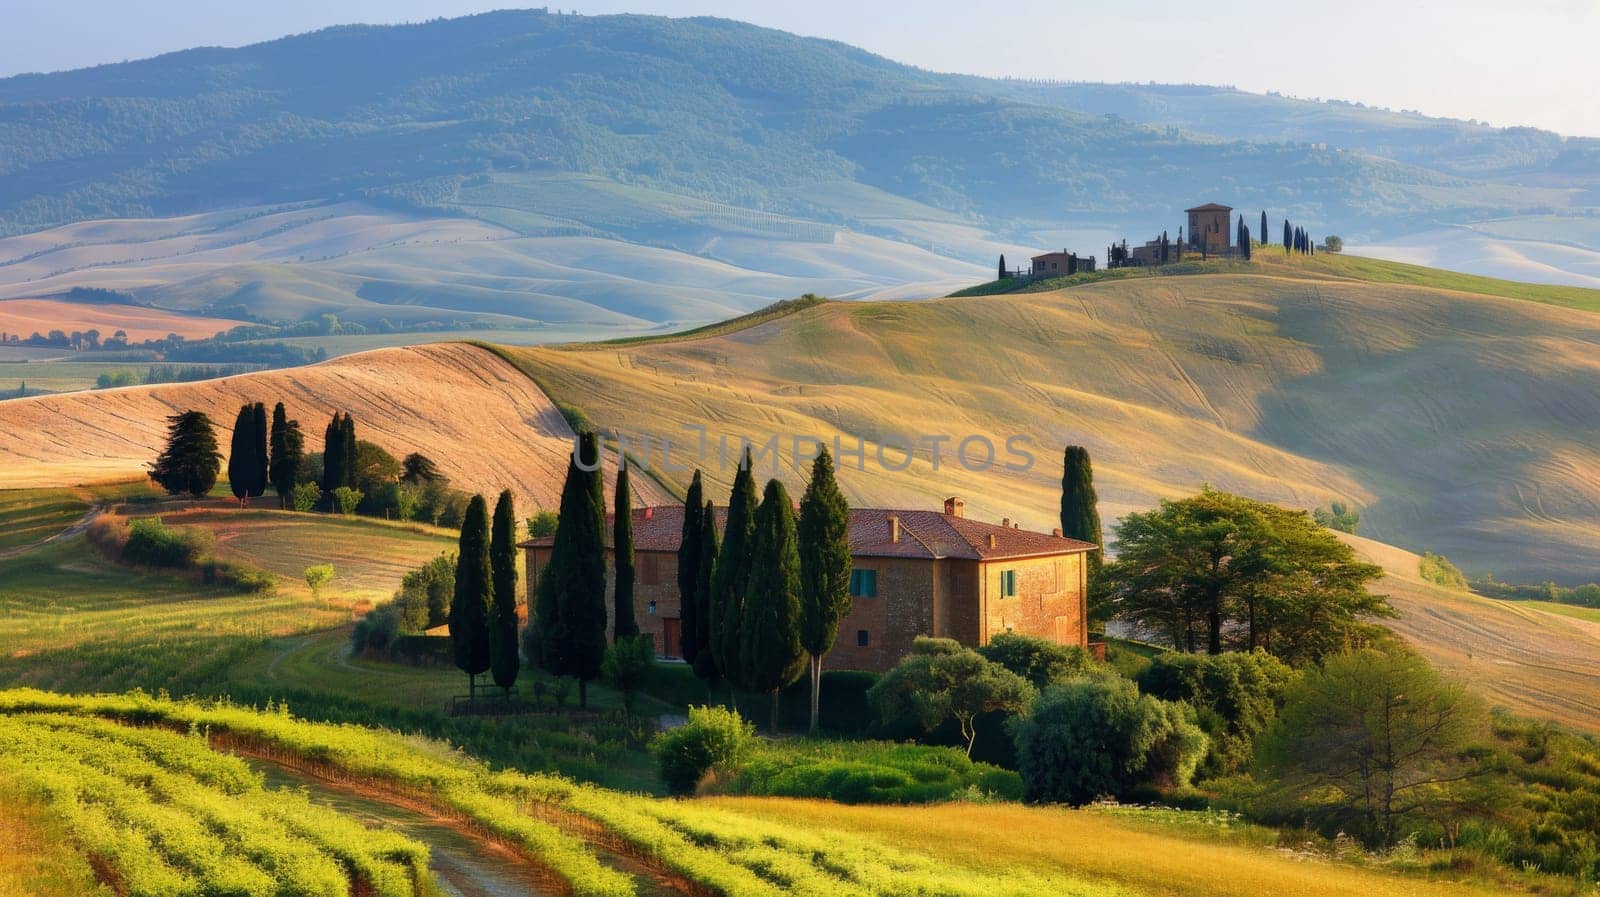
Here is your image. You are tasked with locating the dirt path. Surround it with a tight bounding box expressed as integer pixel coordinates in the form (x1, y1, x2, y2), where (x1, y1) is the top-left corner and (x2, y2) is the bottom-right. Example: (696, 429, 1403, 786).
(0, 500, 101, 562)
(248, 755, 567, 897)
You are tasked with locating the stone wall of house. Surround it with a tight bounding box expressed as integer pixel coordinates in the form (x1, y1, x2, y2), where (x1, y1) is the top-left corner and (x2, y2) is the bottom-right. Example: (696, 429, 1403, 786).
(525, 544, 1090, 672)
(977, 553, 1089, 648)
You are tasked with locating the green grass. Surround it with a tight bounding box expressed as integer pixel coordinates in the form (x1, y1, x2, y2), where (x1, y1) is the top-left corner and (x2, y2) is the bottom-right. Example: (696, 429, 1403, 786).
(735, 738, 1023, 803)
(0, 488, 89, 553)
(1516, 601, 1600, 624)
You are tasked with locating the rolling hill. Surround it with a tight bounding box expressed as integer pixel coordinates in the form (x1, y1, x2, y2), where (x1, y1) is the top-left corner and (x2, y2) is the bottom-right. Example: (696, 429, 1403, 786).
(2, 10, 1597, 331)
(499, 254, 1600, 585)
(0, 341, 669, 512)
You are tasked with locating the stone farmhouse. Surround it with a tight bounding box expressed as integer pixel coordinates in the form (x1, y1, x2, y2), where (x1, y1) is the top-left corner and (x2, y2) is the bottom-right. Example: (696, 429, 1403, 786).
(1186, 202, 1233, 253)
(520, 497, 1097, 673)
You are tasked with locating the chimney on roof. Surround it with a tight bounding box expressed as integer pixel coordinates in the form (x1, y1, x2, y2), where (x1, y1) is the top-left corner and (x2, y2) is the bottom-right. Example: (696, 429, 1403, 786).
(987, 533, 997, 549)
(1052, 528, 1063, 537)
(888, 515, 901, 543)
(643, 507, 653, 520)
(944, 497, 964, 518)
(1001, 517, 1010, 529)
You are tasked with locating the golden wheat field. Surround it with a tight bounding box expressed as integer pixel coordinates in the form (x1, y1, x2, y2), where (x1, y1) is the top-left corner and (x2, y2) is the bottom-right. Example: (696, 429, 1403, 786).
(0, 342, 668, 511)
(503, 267, 1600, 584)
(0, 298, 249, 344)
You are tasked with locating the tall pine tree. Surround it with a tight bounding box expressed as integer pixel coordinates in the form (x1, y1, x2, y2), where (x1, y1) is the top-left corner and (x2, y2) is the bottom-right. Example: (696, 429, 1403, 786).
(489, 489, 520, 695)
(797, 447, 851, 733)
(677, 470, 706, 668)
(149, 410, 221, 497)
(450, 495, 494, 699)
(741, 478, 807, 731)
(268, 402, 304, 509)
(530, 432, 609, 708)
(613, 461, 639, 639)
(691, 500, 720, 690)
(710, 449, 758, 700)
(1060, 446, 1104, 576)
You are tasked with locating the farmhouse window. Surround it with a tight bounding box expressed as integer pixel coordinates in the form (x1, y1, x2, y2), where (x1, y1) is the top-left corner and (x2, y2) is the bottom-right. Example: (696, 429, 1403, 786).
(850, 569, 878, 597)
(857, 629, 870, 647)
(1000, 569, 1018, 598)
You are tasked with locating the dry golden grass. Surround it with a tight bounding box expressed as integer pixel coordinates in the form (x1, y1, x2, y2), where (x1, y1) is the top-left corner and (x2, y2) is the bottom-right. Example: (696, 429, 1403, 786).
(706, 798, 1512, 897)
(0, 297, 247, 343)
(0, 342, 668, 512)
(503, 270, 1600, 584)
(1341, 532, 1600, 734)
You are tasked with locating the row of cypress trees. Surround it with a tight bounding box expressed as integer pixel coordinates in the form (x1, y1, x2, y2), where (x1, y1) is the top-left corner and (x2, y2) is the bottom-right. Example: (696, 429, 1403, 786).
(448, 489, 522, 700)
(320, 412, 358, 499)
(224, 401, 311, 508)
(678, 447, 852, 732)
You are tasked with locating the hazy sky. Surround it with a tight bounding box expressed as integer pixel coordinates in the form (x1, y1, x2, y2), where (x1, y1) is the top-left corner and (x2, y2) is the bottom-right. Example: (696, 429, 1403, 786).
(7, 0, 1599, 137)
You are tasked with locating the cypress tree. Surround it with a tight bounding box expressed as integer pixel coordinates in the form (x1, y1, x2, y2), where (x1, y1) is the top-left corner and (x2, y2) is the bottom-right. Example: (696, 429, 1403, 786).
(1241, 224, 1252, 260)
(1261, 210, 1268, 246)
(691, 500, 720, 690)
(320, 412, 344, 501)
(797, 447, 851, 733)
(710, 449, 758, 701)
(342, 414, 357, 489)
(489, 489, 520, 695)
(228, 404, 254, 506)
(1283, 219, 1292, 254)
(741, 478, 806, 732)
(530, 432, 608, 708)
(997, 254, 1007, 280)
(613, 461, 639, 639)
(248, 402, 268, 501)
(450, 495, 494, 699)
(678, 471, 706, 667)
(149, 410, 222, 497)
(1060, 446, 1104, 576)
(268, 402, 304, 509)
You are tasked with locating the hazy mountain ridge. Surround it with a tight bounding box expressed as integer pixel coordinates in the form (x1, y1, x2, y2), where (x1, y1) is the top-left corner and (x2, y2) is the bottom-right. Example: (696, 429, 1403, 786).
(3, 10, 1593, 242)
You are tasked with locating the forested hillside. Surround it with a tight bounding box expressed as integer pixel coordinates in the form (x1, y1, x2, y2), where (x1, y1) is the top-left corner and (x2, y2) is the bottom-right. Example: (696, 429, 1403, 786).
(3, 10, 1593, 242)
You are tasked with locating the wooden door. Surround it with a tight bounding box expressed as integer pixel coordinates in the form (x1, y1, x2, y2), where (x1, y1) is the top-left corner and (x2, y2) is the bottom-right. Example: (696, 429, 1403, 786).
(661, 617, 682, 659)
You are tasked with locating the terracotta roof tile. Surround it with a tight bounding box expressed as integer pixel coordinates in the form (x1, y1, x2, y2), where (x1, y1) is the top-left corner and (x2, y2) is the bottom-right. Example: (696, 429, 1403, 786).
(520, 504, 1096, 561)
(1185, 202, 1233, 212)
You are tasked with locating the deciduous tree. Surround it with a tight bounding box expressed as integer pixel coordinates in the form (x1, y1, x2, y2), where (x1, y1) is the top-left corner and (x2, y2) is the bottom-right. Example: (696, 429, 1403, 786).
(869, 638, 1034, 757)
(1256, 649, 1483, 845)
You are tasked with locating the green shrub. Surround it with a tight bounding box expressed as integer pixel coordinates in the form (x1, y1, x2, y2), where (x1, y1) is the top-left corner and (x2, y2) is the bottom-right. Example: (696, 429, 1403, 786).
(1419, 551, 1469, 589)
(305, 564, 335, 598)
(1135, 650, 1295, 777)
(526, 510, 559, 538)
(736, 740, 1022, 803)
(122, 517, 207, 568)
(332, 486, 364, 516)
(868, 638, 1035, 757)
(601, 635, 656, 718)
(1011, 677, 1207, 805)
(977, 632, 1095, 689)
(199, 559, 276, 593)
(292, 481, 322, 512)
(352, 603, 402, 654)
(652, 706, 755, 795)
